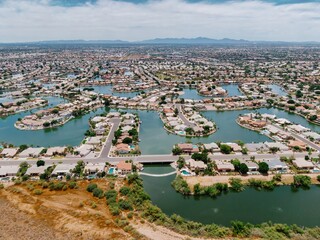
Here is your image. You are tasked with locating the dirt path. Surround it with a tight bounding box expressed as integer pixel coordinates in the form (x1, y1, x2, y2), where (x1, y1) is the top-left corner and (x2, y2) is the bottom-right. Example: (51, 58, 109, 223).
(185, 173, 320, 188)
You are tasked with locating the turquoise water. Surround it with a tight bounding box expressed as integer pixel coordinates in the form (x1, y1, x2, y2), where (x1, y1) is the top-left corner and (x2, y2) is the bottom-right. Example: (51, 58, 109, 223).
(181, 169, 191, 176)
(108, 167, 115, 174)
(142, 164, 320, 227)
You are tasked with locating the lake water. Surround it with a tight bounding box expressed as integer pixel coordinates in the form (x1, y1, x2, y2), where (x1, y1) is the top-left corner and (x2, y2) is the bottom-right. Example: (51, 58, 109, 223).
(180, 84, 242, 100)
(0, 97, 105, 147)
(268, 84, 287, 97)
(90, 85, 142, 98)
(1, 104, 319, 150)
(142, 164, 320, 227)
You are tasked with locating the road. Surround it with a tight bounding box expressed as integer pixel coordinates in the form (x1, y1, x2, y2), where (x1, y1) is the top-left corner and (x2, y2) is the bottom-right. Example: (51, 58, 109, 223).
(0, 150, 316, 167)
(271, 124, 320, 151)
(0, 117, 319, 169)
(98, 118, 121, 158)
(175, 104, 196, 128)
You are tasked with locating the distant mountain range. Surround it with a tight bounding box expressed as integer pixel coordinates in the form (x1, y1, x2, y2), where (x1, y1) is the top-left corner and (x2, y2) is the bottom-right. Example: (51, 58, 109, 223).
(1, 37, 319, 45)
(139, 37, 250, 44)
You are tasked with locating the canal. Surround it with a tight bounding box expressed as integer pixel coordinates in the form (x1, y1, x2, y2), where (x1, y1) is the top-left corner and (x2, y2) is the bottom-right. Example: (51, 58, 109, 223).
(141, 164, 320, 227)
(1, 104, 319, 150)
(0, 97, 105, 147)
(179, 84, 243, 100)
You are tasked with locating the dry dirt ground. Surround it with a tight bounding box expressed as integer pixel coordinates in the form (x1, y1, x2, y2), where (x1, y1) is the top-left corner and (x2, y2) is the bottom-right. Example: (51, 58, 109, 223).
(0, 180, 214, 240)
(0, 180, 131, 240)
(185, 173, 320, 189)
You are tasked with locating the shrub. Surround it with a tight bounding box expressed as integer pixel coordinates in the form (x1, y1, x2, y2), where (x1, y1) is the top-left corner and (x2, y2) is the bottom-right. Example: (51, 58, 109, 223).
(105, 189, 118, 199)
(171, 175, 191, 195)
(119, 199, 133, 210)
(92, 188, 104, 198)
(68, 181, 77, 189)
(42, 182, 49, 189)
(293, 175, 311, 188)
(33, 189, 43, 195)
(86, 183, 98, 192)
(317, 175, 320, 182)
(127, 212, 133, 219)
(22, 175, 30, 181)
(231, 221, 252, 237)
(119, 186, 130, 196)
(273, 173, 282, 182)
(109, 204, 120, 216)
(0, 184, 4, 189)
(229, 178, 244, 192)
(55, 182, 66, 190)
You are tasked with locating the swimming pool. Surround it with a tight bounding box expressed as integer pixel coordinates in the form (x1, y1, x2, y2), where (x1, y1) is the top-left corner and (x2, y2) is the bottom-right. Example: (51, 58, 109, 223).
(181, 169, 191, 176)
(108, 167, 116, 175)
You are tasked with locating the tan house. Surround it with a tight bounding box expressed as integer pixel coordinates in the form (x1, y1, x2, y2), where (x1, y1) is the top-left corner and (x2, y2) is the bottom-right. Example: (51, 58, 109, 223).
(177, 143, 199, 154)
(116, 161, 132, 175)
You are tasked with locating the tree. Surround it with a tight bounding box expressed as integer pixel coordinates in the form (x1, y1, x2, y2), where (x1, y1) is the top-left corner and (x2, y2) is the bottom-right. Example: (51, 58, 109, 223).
(231, 159, 241, 171)
(51, 108, 59, 114)
(309, 115, 317, 121)
(220, 144, 232, 154)
(19, 144, 28, 152)
(43, 122, 50, 127)
(172, 147, 182, 155)
(128, 128, 138, 136)
(177, 156, 185, 169)
(258, 162, 269, 174)
(239, 163, 249, 175)
(114, 129, 122, 139)
(288, 106, 296, 111)
(191, 152, 209, 163)
(72, 161, 85, 176)
(17, 161, 29, 176)
(296, 90, 303, 98)
(122, 137, 133, 144)
(36, 160, 45, 167)
(185, 127, 194, 135)
(269, 147, 279, 154)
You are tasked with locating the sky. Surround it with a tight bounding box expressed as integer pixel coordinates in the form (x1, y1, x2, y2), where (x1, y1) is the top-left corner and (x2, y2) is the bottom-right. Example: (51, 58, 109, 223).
(0, 0, 320, 42)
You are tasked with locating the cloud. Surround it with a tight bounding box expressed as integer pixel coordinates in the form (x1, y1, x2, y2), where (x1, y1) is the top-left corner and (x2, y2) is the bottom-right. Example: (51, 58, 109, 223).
(0, 0, 319, 42)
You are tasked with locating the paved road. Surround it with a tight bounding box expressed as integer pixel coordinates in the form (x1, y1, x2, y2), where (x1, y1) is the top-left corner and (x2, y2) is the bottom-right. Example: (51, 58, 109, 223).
(98, 118, 121, 158)
(272, 124, 320, 151)
(0, 117, 318, 169)
(175, 104, 196, 128)
(0, 151, 316, 167)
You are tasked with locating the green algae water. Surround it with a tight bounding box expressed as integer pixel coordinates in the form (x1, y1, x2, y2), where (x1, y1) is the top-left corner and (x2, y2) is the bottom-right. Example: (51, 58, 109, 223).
(141, 164, 320, 227)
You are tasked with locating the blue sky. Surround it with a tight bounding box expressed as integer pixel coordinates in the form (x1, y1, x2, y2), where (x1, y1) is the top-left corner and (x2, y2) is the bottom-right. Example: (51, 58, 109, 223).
(0, 0, 320, 42)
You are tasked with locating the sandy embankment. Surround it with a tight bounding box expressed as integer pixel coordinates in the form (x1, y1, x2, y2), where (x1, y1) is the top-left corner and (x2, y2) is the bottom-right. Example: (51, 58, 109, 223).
(185, 173, 320, 188)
